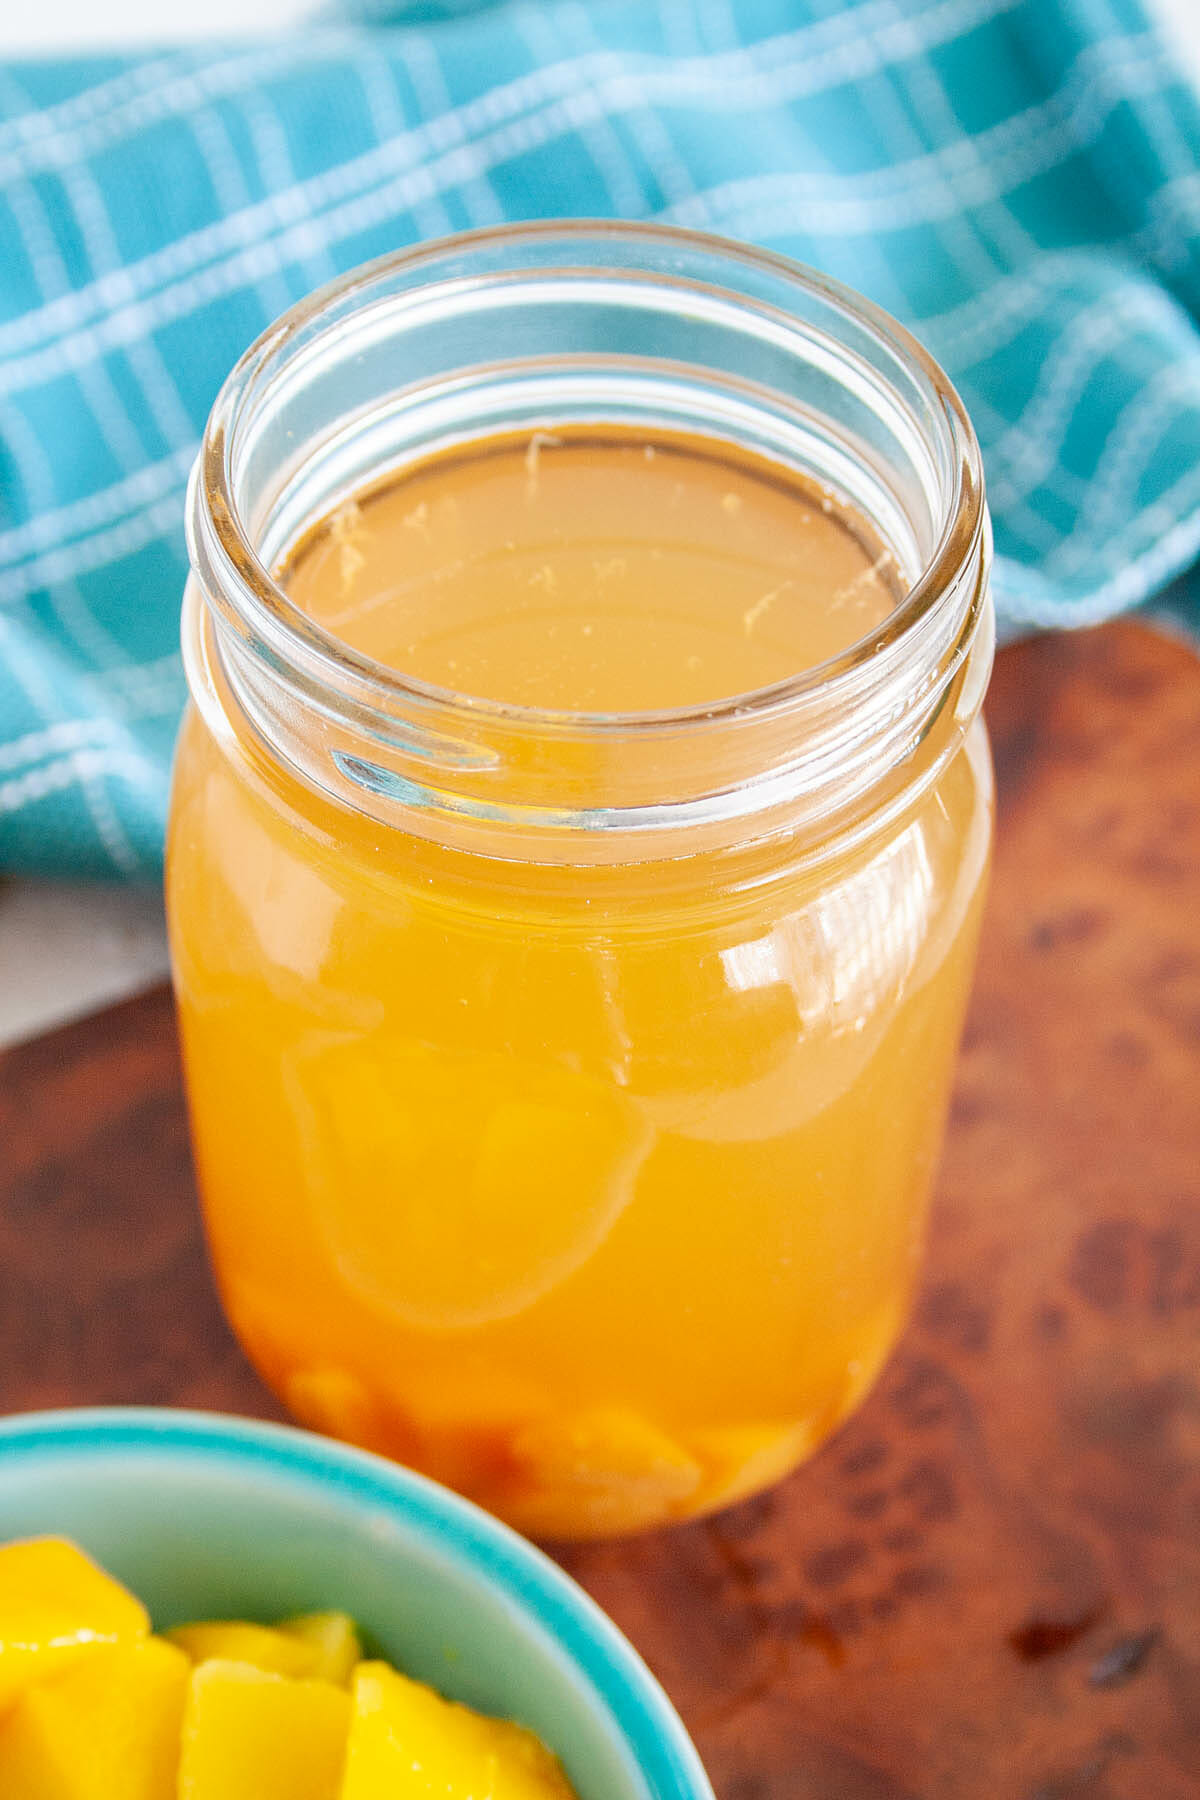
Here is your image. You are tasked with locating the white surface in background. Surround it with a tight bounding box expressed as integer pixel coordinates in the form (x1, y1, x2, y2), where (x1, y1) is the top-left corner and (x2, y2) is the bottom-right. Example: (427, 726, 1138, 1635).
(0, 0, 1197, 1047)
(1154, 0, 1200, 90)
(0, 0, 1187, 60)
(0, 0, 313, 51)
(0, 882, 170, 1046)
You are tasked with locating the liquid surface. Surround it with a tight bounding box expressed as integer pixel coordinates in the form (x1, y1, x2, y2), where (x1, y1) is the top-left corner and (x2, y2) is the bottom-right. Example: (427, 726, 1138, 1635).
(169, 428, 990, 1538)
(282, 431, 902, 711)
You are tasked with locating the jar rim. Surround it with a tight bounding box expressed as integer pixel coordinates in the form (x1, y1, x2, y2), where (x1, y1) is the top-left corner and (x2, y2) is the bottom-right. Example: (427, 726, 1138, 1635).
(190, 217, 986, 736)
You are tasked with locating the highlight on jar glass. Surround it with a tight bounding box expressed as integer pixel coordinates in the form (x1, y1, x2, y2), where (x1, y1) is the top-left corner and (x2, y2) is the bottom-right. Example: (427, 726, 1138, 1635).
(167, 222, 994, 1540)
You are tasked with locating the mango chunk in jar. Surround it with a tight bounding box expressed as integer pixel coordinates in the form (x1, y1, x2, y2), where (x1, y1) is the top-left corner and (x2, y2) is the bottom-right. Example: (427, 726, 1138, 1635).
(168, 229, 993, 1538)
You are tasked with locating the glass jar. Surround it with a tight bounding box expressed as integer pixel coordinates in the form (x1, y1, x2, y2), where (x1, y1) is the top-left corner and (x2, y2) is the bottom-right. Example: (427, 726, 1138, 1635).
(168, 223, 993, 1539)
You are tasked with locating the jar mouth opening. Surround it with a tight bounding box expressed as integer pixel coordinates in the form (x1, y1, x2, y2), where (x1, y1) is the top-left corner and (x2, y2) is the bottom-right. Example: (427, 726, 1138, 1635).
(193, 219, 985, 737)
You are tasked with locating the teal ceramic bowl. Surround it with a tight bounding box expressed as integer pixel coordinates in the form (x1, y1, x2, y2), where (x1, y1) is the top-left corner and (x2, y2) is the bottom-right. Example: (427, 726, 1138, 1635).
(0, 1408, 713, 1800)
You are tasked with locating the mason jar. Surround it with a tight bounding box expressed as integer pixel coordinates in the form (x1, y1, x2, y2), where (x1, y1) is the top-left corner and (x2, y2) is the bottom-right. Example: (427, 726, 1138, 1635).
(167, 223, 993, 1539)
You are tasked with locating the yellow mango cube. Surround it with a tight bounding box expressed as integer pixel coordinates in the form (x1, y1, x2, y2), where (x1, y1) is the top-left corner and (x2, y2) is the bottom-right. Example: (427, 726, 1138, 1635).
(282, 1366, 415, 1464)
(341, 1662, 577, 1799)
(505, 1408, 702, 1537)
(177, 1659, 350, 1800)
(688, 1419, 818, 1512)
(165, 1620, 323, 1679)
(279, 1612, 362, 1686)
(0, 1538, 149, 1710)
(0, 1636, 188, 1799)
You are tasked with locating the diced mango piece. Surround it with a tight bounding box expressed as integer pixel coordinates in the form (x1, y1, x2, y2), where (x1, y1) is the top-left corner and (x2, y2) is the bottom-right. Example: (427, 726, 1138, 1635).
(0, 1538, 149, 1710)
(177, 1660, 350, 1800)
(283, 1366, 374, 1447)
(0, 1636, 188, 1799)
(504, 1408, 702, 1537)
(688, 1419, 818, 1512)
(279, 1612, 362, 1686)
(282, 1367, 418, 1465)
(341, 1662, 576, 1799)
(165, 1620, 322, 1679)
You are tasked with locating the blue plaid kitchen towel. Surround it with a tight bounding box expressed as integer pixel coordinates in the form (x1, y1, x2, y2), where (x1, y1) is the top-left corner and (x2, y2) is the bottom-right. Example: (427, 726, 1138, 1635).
(1, 0, 1199, 874)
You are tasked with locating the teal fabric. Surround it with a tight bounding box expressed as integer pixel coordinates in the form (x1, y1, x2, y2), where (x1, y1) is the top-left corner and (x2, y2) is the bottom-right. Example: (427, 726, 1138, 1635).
(1, 0, 1199, 874)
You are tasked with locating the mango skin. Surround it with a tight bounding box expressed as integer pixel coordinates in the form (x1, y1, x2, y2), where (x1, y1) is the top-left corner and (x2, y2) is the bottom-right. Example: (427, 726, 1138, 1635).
(0, 1538, 149, 1711)
(176, 1658, 351, 1800)
(0, 1636, 188, 1800)
(341, 1661, 577, 1799)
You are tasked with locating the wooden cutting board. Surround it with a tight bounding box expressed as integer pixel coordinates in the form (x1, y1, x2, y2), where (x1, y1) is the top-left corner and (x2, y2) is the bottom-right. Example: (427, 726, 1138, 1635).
(2, 619, 1198, 1800)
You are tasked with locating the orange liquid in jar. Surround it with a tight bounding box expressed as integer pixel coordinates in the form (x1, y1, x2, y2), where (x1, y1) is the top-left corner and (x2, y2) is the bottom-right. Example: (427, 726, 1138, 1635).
(167, 428, 991, 1537)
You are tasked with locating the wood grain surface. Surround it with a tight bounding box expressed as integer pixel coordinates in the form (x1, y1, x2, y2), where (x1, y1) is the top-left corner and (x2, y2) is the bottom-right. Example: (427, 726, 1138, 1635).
(2, 620, 1198, 1800)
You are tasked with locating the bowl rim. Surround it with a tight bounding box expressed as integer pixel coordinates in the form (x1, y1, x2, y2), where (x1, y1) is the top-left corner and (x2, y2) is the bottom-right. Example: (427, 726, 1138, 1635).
(0, 1406, 714, 1800)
